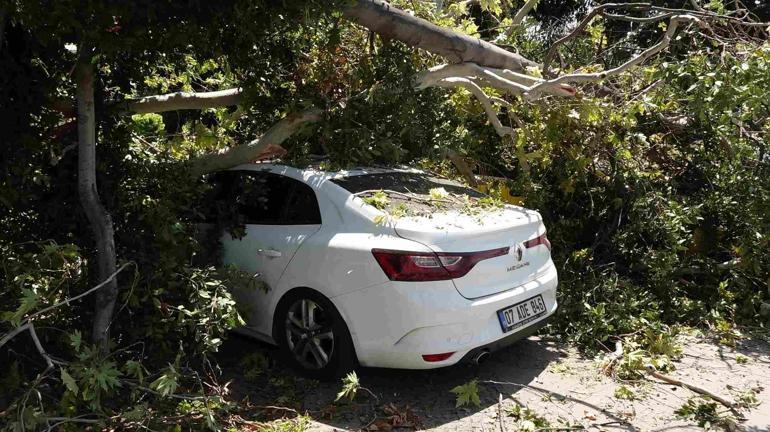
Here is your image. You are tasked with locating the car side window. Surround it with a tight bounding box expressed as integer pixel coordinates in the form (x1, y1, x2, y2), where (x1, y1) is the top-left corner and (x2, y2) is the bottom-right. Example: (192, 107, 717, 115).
(282, 180, 322, 225)
(230, 171, 321, 225)
(197, 171, 236, 223)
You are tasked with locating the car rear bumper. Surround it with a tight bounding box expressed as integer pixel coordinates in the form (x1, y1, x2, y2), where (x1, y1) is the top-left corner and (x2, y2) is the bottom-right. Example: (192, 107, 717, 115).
(331, 262, 558, 369)
(458, 314, 551, 364)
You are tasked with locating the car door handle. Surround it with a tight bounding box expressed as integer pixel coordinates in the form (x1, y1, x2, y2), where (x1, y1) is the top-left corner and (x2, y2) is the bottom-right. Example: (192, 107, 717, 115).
(258, 248, 282, 258)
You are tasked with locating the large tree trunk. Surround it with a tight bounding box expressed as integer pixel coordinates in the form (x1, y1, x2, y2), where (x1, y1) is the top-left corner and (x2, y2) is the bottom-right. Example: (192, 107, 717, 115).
(76, 59, 118, 351)
(0, 9, 6, 51)
(344, 0, 538, 73)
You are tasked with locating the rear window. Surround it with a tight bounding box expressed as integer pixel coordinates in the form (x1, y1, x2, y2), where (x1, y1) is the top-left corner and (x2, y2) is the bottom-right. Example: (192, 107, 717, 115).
(330, 172, 484, 197)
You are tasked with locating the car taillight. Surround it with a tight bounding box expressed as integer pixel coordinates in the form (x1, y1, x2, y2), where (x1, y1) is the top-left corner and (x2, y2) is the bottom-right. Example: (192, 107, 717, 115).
(422, 352, 455, 362)
(371, 247, 509, 282)
(524, 233, 551, 251)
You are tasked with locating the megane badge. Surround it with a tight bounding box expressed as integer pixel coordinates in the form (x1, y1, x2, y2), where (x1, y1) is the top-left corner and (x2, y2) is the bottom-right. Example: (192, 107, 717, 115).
(507, 244, 530, 272)
(514, 244, 523, 262)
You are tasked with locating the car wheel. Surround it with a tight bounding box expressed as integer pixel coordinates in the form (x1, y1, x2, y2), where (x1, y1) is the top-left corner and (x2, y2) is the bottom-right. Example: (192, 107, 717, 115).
(274, 288, 356, 380)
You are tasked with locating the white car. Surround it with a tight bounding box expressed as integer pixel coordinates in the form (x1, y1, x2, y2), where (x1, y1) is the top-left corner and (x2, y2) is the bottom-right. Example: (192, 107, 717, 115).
(200, 163, 558, 379)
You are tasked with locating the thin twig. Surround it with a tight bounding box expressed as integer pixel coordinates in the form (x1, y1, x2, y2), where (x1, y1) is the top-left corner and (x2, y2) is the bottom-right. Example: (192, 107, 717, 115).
(498, 393, 506, 432)
(28, 262, 133, 320)
(644, 366, 737, 411)
(122, 380, 209, 401)
(354, 189, 453, 204)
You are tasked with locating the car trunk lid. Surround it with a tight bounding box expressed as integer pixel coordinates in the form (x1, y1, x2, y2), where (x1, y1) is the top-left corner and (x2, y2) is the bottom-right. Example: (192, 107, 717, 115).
(395, 207, 551, 299)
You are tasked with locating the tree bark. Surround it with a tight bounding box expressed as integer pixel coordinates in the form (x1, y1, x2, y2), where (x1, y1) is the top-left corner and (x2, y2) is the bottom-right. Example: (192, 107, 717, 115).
(76, 59, 118, 351)
(188, 107, 323, 176)
(509, 0, 539, 29)
(123, 88, 243, 114)
(0, 8, 6, 52)
(344, 0, 538, 73)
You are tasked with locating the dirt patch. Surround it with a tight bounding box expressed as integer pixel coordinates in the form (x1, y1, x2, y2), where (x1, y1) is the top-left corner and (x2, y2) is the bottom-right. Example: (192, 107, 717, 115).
(218, 333, 770, 431)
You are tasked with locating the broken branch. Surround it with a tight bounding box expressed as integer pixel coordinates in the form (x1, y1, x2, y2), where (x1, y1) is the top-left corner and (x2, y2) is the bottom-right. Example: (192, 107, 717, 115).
(645, 366, 736, 410)
(187, 107, 323, 177)
(527, 15, 701, 98)
(121, 88, 243, 114)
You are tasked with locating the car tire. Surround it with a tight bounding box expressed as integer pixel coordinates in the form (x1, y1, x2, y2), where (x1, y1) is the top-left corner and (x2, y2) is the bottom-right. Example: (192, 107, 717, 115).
(274, 288, 356, 381)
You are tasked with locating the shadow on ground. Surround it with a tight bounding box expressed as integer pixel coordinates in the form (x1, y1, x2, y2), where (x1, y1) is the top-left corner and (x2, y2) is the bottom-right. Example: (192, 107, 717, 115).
(217, 334, 565, 430)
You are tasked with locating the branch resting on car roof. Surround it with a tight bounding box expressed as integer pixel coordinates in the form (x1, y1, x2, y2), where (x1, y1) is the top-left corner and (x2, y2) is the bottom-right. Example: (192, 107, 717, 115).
(187, 108, 323, 177)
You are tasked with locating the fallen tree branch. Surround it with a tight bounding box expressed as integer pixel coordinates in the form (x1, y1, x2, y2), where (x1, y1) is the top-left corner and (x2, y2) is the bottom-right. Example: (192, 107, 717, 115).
(28, 262, 133, 321)
(187, 107, 322, 177)
(0, 263, 132, 364)
(498, 393, 506, 432)
(435, 77, 514, 138)
(542, 3, 652, 76)
(445, 149, 478, 187)
(121, 88, 243, 114)
(0, 322, 63, 369)
(416, 62, 576, 97)
(601, 340, 625, 375)
(44, 416, 102, 432)
(481, 380, 634, 429)
(507, 0, 539, 35)
(343, 0, 538, 73)
(527, 14, 702, 98)
(644, 366, 737, 410)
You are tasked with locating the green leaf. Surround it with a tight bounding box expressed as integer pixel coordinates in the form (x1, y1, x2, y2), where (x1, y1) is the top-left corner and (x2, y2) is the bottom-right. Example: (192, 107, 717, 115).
(451, 380, 481, 407)
(478, 0, 502, 15)
(94, 361, 122, 392)
(362, 190, 389, 210)
(335, 371, 360, 402)
(151, 365, 179, 397)
(60, 367, 79, 396)
(5, 288, 40, 325)
(429, 187, 448, 200)
(69, 331, 82, 351)
(124, 360, 146, 384)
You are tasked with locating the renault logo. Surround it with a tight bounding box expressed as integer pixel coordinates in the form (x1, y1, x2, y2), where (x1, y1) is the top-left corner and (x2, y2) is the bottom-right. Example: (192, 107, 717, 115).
(514, 244, 524, 262)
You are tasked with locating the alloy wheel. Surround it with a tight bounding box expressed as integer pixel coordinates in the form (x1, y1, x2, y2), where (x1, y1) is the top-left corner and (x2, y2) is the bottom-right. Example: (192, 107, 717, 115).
(284, 298, 335, 370)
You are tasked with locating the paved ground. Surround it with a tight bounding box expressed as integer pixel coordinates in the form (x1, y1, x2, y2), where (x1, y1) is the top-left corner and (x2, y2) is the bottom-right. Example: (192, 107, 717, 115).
(219, 332, 770, 431)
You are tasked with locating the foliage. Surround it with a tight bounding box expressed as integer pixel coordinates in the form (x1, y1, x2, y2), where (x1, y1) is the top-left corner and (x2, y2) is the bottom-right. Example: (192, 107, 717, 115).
(506, 402, 552, 431)
(675, 397, 738, 430)
(451, 380, 481, 408)
(600, 324, 682, 379)
(2, 0, 769, 428)
(335, 371, 361, 403)
(613, 385, 637, 401)
(361, 190, 390, 210)
(735, 387, 761, 409)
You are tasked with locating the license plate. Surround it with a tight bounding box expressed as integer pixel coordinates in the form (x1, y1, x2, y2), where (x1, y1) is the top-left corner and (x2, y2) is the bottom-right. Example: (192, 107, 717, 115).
(497, 295, 547, 333)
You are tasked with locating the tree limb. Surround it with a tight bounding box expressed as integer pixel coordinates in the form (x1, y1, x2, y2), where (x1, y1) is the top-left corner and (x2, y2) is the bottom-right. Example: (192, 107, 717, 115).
(122, 88, 243, 114)
(445, 148, 478, 187)
(28, 263, 133, 321)
(507, 0, 539, 35)
(344, 0, 538, 73)
(434, 77, 514, 138)
(527, 15, 701, 98)
(187, 107, 322, 177)
(0, 263, 132, 365)
(541, 2, 653, 76)
(415, 62, 575, 97)
(601, 11, 676, 23)
(0, 323, 64, 369)
(645, 366, 739, 415)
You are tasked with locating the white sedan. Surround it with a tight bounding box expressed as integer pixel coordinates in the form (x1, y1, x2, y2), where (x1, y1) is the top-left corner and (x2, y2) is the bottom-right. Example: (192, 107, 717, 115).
(200, 163, 558, 379)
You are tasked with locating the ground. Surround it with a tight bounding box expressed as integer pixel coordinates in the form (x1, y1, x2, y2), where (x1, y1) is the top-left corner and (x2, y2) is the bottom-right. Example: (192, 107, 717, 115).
(219, 332, 770, 431)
